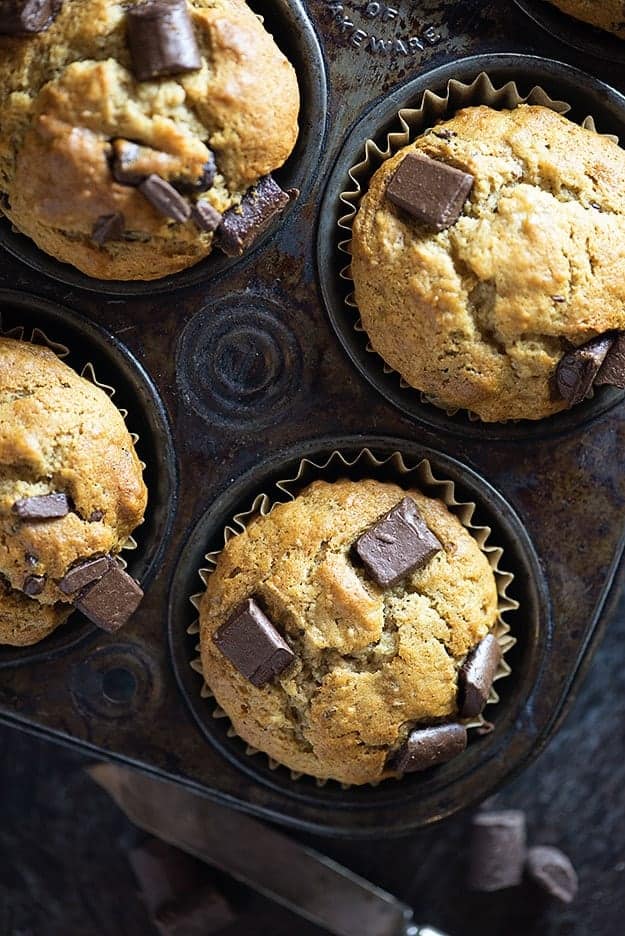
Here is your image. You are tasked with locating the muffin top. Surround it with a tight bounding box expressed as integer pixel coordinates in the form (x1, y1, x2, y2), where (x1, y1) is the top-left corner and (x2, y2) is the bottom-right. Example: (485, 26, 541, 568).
(199, 479, 499, 786)
(547, 0, 625, 38)
(0, 0, 300, 280)
(351, 105, 625, 422)
(0, 338, 147, 645)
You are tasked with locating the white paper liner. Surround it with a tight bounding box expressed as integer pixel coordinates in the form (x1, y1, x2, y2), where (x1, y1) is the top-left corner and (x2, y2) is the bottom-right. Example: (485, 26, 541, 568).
(188, 448, 519, 788)
(0, 320, 144, 570)
(338, 72, 620, 422)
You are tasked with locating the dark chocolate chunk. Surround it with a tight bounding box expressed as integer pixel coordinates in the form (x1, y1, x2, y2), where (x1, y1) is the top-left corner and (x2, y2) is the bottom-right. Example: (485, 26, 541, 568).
(174, 152, 216, 194)
(191, 201, 221, 233)
(556, 334, 614, 406)
(389, 723, 467, 774)
(23, 574, 45, 596)
(12, 492, 70, 520)
(353, 496, 442, 588)
(459, 633, 502, 718)
(126, 0, 201, 82)
(526, 846, 578, 903)
(89, 509, 104, 522)
(217, 176, 296, 257)
(92, 212, 125, 246)
(386, 152, 474, 231)
(468, 810, 527, 891)
(139, 174, 191, 223)
(25, 552, 38, 566)
(0, 0, 61, 35)
(596, 332, 625, 389)
(213, 598, 294, 687)
(74, 563, 143, 632)
(58, 555, 111, 595)
(111, 140, 148, 185)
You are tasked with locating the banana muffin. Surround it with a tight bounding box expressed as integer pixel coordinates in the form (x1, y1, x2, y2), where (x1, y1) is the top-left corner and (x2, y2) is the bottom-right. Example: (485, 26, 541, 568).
(199, 479, 501, 786)
(351, 105, 625, 422)
(547, 1, 625, 39)
(0, 0, 300, 280)
(0, 337, 147, 645)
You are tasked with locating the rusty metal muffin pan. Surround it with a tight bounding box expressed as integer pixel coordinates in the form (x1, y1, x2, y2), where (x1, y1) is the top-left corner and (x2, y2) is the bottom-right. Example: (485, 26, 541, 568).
(2, 0, 625, 837)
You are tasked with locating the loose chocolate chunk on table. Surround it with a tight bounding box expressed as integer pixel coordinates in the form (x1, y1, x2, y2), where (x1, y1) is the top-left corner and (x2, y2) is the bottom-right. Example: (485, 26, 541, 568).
(389, 723, 467, 774)
(386, 152, 474, 231)
(74, 562, 143, 633)
(92, 212, 125, 246)
(526, 845, 578, 903)
(459, 633, 502, 718)
(217, 176, 296, 257)
(12, 492, 70, 520)
(58, 555, 111, 595)
(212, 598, 295, 687)
(556, 334, 614, 406)
(139, 175, 191, 223)
(23, 574, 45, 596)
(126, 0, 201, 82)
(595, 332, 625, 390)
(353, 496, 442, 588)
(0, 0, 61, 35)
(468, 810, 527, 891)
(191, 201, 221, 233)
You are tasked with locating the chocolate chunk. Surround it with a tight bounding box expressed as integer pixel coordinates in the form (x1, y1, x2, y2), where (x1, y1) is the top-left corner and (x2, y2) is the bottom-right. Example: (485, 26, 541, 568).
(353, 496, 442, 588)
(213, 598, 295, 687)
(191, 201, 221, 233)
(389, 723, 467, 774)
(74, 563, 143, 632)
(89, 509, 104, 522)
(386, 152, 474, 231)
(468, 810, 527, 891)
(217, 176, 296, 257)
(92, 212, 125, 246)
(23, 574, 45, 596)
(13, 492, 70, 520)
(126, 0, 201, 82)
(25, 552, 38, 566)
(526, 846, 578, 903)
(556, 334, 614, 406)
(58, 555, 111, 595)
(111, 140, 149, 186)
(174, 152, 216, 194)
(139, 175, 191, 223)
(596, 332, 625, 389)
(0, 0, 61, 35)
(459, 633, 502, 718)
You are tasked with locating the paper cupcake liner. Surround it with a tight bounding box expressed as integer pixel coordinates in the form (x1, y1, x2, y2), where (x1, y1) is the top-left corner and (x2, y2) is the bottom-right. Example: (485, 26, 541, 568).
(338, 72, 619, 422)
(0, 321, 144, 571)
(188, 448, 519, 788)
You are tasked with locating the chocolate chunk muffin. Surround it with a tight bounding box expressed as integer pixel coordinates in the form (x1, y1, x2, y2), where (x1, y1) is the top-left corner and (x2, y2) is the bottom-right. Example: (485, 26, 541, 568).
(547, 1, 625, 39)
(0, 0, 300, 280)
(0, 338, 147, 645)
(351, 105, 625, 422)
(199, 479, 500, 786)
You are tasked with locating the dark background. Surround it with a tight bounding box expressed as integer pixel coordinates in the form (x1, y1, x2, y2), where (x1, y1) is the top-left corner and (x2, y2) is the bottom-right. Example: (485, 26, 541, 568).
(1, 592, 623, 936)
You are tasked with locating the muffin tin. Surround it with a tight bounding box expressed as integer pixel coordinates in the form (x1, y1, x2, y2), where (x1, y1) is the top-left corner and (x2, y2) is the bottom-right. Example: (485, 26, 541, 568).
(2, 0, 625, 837)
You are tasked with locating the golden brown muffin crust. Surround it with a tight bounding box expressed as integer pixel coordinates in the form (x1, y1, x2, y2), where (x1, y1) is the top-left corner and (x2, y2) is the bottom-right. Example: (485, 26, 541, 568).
(351, 105, 625, 422)
(547, 0, 625, 38)
(0, 0, 300, 280)
(0, 337, 147, 645)
(199, 479, 498, 785)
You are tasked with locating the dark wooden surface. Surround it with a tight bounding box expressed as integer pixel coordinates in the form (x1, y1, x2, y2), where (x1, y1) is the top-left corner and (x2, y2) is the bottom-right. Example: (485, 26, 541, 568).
(1, 593, 624, 936)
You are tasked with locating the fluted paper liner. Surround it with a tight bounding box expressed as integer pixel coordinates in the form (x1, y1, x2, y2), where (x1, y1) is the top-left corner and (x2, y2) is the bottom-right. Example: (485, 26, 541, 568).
(188, 448, 518, 788)
(338, 72, 619, 421)
(0, 320, 145, 569)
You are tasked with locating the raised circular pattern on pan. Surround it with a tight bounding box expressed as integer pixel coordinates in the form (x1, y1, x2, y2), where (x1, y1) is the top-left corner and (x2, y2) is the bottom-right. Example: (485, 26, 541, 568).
(69, 642, 156, 720)
(176, 296, 303, 428)
(514, 0, 625, 65)
(168, 435, 547, 828)
(0, 290, 177, 669)
(317, 53, 625, 441)
(0, 0, 327, 296)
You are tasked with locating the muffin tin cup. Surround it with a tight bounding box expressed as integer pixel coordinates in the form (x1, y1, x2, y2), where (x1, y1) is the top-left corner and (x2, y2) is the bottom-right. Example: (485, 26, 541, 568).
(318, 54, 625, 440)
(0, 0, 327, 297)
(514, 0, 625, 65)
(0, 291, 177, 667)
(186, 447, 519, 790)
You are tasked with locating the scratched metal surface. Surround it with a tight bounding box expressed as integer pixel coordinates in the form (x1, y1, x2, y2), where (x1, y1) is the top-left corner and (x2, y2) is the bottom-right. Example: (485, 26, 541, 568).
(1, 0, 625, 837)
